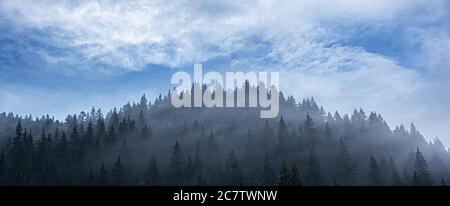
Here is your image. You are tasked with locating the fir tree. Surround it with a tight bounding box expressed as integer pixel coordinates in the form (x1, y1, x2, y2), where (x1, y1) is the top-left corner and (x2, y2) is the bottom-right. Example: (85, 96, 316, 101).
(111, 156, 126, 186)
(368, 156, 384, 186)
(97, 164, 109, 186)
(304, 149, 322, 185)
(169, 141, 184, 185)
(261, 154, 276, 186)
(145, 155, 161, 186)
(225, 150, 243, 186)
(413, 148, 434, 186)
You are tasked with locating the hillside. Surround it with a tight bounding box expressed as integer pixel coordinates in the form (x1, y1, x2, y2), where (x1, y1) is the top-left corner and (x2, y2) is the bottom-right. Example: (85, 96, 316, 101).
(0, 87, 448, 186)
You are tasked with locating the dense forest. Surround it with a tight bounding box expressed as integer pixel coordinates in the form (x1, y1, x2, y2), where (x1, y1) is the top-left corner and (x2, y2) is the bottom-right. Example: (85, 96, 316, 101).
(0, 83, 449, 186)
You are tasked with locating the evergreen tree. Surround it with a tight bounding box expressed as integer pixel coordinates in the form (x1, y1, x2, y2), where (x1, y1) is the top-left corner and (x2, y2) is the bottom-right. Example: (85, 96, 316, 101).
(84, 122, 94, 147)
(278, 117, 288, 151)
(368, 156, 384, 186)
(278, 161, 303, 186)
(303, 114, 317, 146)
(278, 161, 290, 186)
(70, 125, 80, 146)
(105, 125, 117, 145)
(388, 156, 402, 186)
(193, 141, 202, 173)
(289, 163, 303, 186)
(169, 141, 184, 185)
(225, 150, 243, 186)
(141, 124, 152, 139)
(304, 149, 322, 185)
(0, 149, 5, 185)
(97, 164, 109, 186)
(261, 154, 276, 186)
(335, 138, 354, 185)
(261, 120, 273, 149)
(145, 155, 161, 186)
(324, 122, 332, 145)
(111, 156, 126, 186)
(413, 148, 434, 186)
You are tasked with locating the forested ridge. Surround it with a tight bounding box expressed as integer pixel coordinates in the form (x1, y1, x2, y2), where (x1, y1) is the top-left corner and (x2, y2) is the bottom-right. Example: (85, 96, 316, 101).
(0, 84, 448, 186)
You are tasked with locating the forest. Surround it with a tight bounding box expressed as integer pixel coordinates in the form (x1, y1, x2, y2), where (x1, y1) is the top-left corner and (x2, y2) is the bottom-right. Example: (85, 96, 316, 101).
(0, 83, 448, 186)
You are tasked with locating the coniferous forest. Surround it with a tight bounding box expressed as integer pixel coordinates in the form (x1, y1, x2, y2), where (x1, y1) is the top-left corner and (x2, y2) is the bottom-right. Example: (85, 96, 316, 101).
(0, 84, 448, 186)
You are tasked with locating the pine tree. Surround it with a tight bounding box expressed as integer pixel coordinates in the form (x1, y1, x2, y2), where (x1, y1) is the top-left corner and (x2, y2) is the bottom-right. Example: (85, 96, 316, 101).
(145, 155, 161, 186)
(193, 141, 202, 173)
(84, 122, 94, 147)
(289, 163, 303, 186)
(304, 149, 322, 185)
(70, 125, 80, 146)
(303, 113, 317, 146)
(388, 156, 402, 186)
(97, 164, 109, 186)
(278, 161, 303, 186)
(169, 141, 184, 185)
(368, 156, 384, 186)
(111, 156, 126, 186)
(225, 150, 243, 186)
(0, 149, 5, 185)
(110, 108, 120, 128)
(335, 138, 354, 185)
(141, 124, 152, 139)
(278, 116, 288, 151)
(206, 131, 219, 154)
(278, 161, 290, 186)
(185, 156, 195, 181)
(261, 154, 276, 186)
(413, 148, 433, 186)
(324, 122, 332, 145)
(105, 125, 117, 145)
(261, 120, 273, 149)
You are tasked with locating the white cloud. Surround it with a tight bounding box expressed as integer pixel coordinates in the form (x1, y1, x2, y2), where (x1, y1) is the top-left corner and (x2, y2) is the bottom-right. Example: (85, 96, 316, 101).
(0, 0, 439, 70)
(1, 0, 450, 145)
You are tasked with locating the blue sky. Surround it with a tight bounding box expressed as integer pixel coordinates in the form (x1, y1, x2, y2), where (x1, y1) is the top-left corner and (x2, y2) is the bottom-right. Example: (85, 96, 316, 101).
(1, 0, 450, 145)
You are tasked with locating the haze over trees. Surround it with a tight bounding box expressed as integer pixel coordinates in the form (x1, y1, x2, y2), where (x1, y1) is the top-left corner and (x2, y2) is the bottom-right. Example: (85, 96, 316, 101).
(0, 83, 449, 186)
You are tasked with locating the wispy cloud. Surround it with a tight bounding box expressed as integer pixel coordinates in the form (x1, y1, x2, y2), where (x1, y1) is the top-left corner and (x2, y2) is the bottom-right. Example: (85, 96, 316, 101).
(1, 0, 450, 144)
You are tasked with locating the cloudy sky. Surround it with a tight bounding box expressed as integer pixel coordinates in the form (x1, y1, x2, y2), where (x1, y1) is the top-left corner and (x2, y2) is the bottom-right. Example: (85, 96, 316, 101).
(1, 0, 449, 145)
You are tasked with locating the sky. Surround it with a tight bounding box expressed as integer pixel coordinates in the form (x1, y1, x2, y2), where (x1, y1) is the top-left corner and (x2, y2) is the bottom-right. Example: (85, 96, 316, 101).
(0, 0, 450, 145)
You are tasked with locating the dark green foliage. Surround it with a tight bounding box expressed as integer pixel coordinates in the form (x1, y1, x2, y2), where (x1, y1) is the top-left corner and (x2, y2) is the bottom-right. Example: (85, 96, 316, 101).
(304, 149, 322, 185)
(0, 88, 446, 186)
(145, 155, 160, 186)
(412, 149, 434, 186)
(278, 161, 303, 186)
(224, 150, 243, 186)
(368, 156, 384, 186)
(111, 156, 126, 185)
(261, 154, 276, 186)
(335, 138, 354, 185)
(169, 141, 184, 185)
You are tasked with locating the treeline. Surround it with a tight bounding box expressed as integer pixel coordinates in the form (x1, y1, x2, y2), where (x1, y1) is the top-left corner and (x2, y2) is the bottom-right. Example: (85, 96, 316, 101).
(0, 85, 449, 186)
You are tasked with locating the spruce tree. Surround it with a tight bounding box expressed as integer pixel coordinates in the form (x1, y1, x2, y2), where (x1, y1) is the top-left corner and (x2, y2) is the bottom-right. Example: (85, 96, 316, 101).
(278, 161, 290, 186)
(170, 141, 184, 185)
(305, 149, 322, 185)
(111, 156, 126, 186)
(413, 148, 433, 186)
(225, 150, 243, 186)
(145, 155, 161, 186)
(303, 113, 317, 146)
(335, 138, 354, 185)
(97, 164, 109, 186)
(368, 156, 384, 186)
(289, 163, 303, 186)
(278, 117, 288, 151)
(261, 154, 276, 186)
